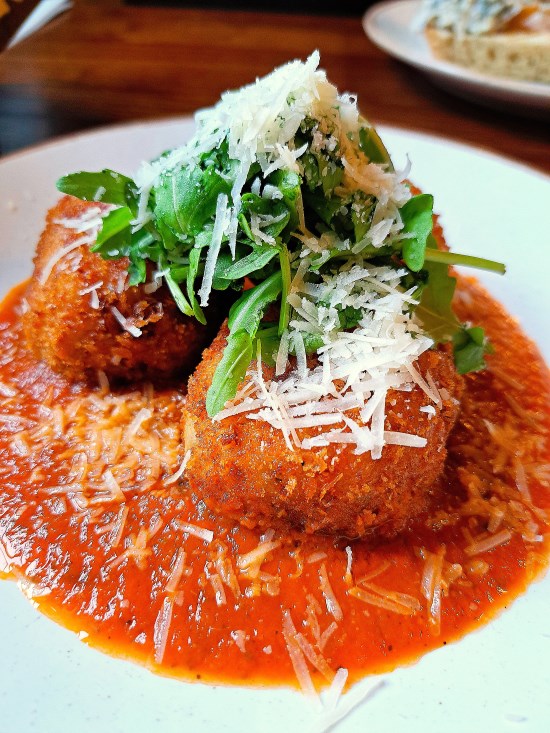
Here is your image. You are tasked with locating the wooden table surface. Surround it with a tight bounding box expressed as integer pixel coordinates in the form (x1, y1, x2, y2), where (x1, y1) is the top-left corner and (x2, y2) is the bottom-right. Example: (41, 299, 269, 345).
(0, 0, 549, 174)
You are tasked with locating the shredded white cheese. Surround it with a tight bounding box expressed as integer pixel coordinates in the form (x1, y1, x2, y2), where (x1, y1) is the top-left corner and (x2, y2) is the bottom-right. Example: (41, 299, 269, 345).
(175, 521, 214, 544)
(130, 54, 440, 459)
(198, 193, 230, 306)
(110, 306, 142, 338)
(218, 263, 436, 458)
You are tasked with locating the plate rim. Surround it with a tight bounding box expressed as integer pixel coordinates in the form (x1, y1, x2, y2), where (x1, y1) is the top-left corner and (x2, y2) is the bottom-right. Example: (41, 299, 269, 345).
(0, 117, 193, 167)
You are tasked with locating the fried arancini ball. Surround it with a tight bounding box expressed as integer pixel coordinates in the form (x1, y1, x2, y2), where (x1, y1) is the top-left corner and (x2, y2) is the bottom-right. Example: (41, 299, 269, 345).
(23, 196, 224, 384)
(185, 324, 464, 539)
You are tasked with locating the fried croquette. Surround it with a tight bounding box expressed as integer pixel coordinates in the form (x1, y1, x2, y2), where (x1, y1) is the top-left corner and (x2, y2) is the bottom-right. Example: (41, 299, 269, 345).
(23, 196, 225, 384)
(185, 324, 464, 539)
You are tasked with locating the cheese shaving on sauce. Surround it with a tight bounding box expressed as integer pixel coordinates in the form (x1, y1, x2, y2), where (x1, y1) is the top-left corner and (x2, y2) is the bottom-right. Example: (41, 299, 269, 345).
(310, 678, 389, 733)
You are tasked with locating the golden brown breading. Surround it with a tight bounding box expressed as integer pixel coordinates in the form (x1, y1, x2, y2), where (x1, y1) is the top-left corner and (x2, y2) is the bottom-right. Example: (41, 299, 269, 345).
(185, 323, 464, 539)
(23, 196, 224, 384)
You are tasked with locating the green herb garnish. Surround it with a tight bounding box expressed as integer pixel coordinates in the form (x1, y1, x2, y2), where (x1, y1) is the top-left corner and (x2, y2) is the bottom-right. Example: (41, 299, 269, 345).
(57, 60, 505, 416)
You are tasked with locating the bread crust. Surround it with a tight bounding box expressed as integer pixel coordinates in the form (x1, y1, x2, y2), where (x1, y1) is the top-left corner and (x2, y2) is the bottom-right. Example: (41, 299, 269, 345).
(425, 26, 550, 83)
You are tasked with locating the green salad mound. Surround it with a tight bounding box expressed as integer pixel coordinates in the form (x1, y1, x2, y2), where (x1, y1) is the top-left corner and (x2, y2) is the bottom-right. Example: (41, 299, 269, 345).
(57, 53, 504, 419)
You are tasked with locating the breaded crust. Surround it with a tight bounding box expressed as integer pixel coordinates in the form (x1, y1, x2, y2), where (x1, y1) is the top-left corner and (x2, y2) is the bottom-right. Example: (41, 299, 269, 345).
(185, 324, 464, 539)
(23, 196, 224, 384)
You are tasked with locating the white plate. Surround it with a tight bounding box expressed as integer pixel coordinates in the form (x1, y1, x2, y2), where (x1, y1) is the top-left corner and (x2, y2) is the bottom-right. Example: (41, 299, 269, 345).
(1, 119, 549, 733)
(363, 0, 550, 117)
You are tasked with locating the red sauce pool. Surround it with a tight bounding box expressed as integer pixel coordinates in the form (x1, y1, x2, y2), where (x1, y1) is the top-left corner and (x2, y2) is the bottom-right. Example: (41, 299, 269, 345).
(1, 277, 549, 690)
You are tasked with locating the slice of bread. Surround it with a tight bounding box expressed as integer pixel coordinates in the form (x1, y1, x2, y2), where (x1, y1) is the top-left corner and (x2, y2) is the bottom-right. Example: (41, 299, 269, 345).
(425, 26, 550, 83)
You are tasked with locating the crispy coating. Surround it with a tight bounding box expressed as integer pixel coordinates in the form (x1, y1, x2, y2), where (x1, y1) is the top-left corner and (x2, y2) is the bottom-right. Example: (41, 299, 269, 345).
(23, 196, 224, 384)
(185, 324, 464, 539)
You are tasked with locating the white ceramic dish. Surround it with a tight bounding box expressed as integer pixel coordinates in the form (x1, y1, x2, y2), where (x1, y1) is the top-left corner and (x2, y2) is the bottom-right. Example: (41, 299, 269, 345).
(363, 0, 550, 117)
(0, 118, 549, 733)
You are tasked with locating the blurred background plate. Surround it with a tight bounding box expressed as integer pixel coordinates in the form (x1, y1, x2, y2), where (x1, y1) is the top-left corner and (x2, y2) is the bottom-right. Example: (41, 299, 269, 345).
(363, 0, 550, 118)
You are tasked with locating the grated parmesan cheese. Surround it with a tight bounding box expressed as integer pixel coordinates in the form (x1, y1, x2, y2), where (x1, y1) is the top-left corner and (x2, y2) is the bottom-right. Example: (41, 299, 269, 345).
(125, 55, 445, 459)
(322, 667, 348, 712)
(319, 563, 343, 622)
(164, 450, 191, 486)
(153, 596, 174, 664)
(217, 262, 436, 458)
(237, 537, 281, 579)
(110, 306, 142, 338)
(176, 521, 214, 544)
(230, 629, 248, 653)
(39, 236, 93, 285)
(464, 528, 513, 556)
(344, 546, 353, 586)
(348, 583, 421, 616)
(198, 193, 230, 306)
(309, 678, 388, 733)
(282, 608, 322, 708)
(165, 547, 187, 594)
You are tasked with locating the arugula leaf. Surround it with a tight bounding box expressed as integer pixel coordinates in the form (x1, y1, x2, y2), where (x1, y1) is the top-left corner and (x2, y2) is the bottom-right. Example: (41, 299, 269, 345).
(56, 170, 136, 207)
(187, 247, 207, 324)
(91, 227, 130, 260)
(91, 207, 133, 255)
(254, 325, 280, 367)
(154, 163, 232, 240)
(237, 212, 255, 243)
(318, 158, 344, 197)
(359, 126, 394, 169)
(228, 271, 283, 336)
(453, 326, 493, 375)
(206, 330, 253, 417)
(217, 246, 279, 281)
(128, 256, 147, 287)
(415, 236, 459, 342)
(163, 267, 194, 317)
(338, 305, 363, 330)
(415, 235, 494, 374)
(351, 193, 375, 243)
(240, 195, 290, 240)
(278, 246, 291, 335)
(133, 226, 159, 254)
(204, 268, 284, 413)
(212, 252, 241, 291)
(423, 248, 506, 275)
(400, 194, 434, 272)
(268, 169, 301, 232)
(154, 166, 202, 240)
(303, 188, 343, 227)
(302, 153, 321, 190)
(298, 333, 325, 354)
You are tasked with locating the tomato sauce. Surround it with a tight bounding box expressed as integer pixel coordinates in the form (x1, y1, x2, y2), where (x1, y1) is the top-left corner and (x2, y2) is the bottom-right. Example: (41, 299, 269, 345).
(1, 277, 549, 691)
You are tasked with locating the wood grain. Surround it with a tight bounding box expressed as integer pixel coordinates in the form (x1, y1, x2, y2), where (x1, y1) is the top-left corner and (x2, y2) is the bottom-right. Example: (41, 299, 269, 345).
(0, 0, 548, 172)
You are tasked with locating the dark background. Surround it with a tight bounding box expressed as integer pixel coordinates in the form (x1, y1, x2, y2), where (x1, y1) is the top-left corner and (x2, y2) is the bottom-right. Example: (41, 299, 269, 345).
(126, 1, 370, 14)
